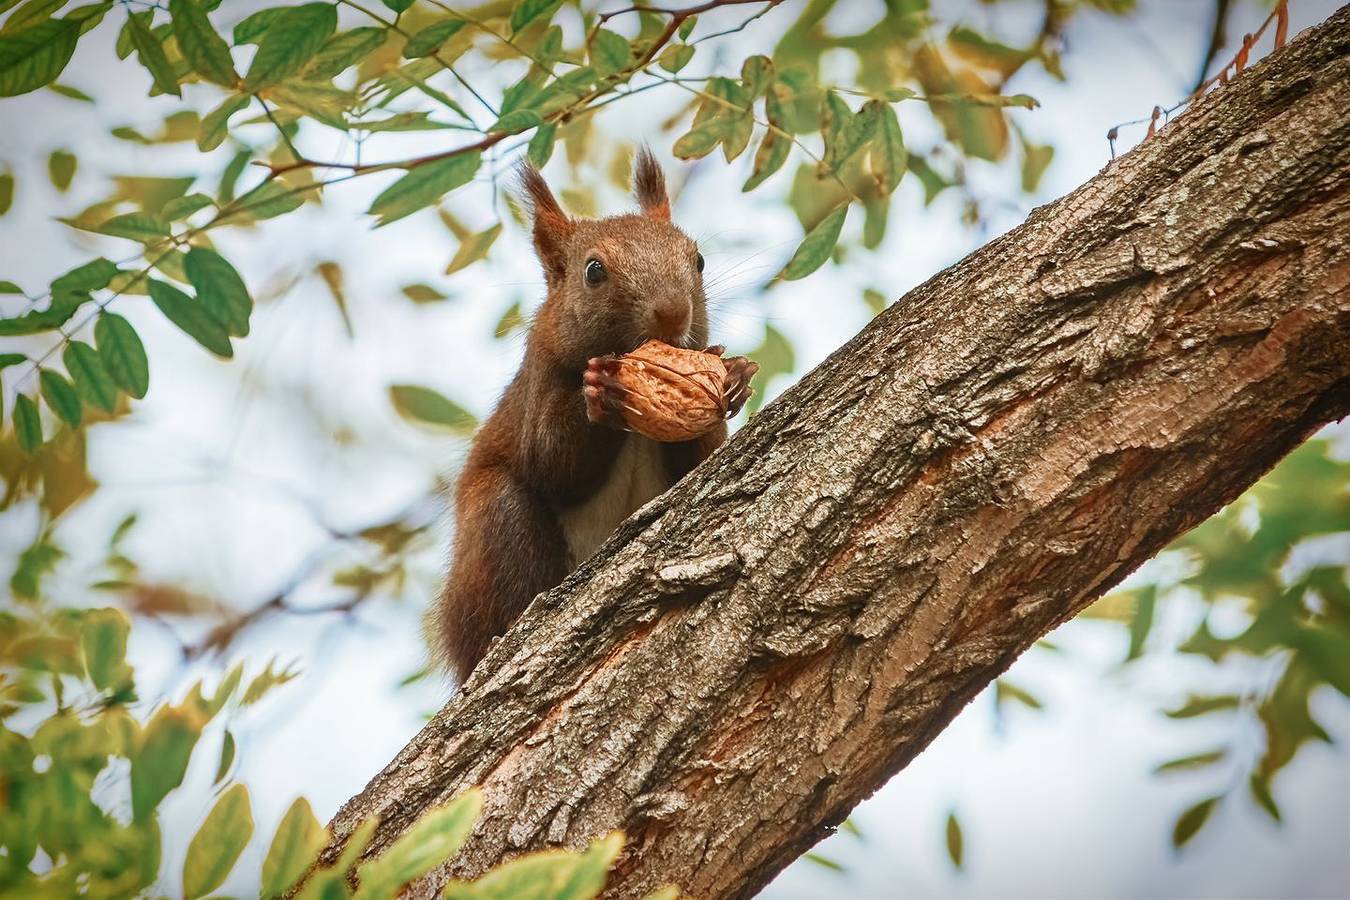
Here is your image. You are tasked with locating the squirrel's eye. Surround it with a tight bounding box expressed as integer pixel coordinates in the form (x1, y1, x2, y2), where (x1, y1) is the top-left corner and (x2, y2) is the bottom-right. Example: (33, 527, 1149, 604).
(584, 258, 607, 286)
(696, 252, 705, 274)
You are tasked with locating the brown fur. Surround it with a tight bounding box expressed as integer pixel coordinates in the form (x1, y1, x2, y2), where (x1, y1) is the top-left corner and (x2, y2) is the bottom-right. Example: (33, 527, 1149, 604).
(433, 151, 728, 685)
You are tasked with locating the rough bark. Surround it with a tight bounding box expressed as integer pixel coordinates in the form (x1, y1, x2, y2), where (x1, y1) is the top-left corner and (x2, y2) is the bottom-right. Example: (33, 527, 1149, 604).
(315, 10, 1350, 898)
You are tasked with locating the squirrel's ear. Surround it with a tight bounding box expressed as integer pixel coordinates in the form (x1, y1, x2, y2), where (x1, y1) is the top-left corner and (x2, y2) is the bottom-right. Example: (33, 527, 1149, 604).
(518, 163, 574, 282)
(633, 145, 670, 220)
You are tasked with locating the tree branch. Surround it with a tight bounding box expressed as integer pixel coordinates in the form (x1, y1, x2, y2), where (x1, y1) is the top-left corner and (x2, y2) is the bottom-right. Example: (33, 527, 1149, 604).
(307, 9, 1350, 898)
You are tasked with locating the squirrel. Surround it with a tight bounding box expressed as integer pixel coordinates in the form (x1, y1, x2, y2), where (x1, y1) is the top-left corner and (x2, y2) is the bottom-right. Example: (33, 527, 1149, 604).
(431, 148, 759, 685)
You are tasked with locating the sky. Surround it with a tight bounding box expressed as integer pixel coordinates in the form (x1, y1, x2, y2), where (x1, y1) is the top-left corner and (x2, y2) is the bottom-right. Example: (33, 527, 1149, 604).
(1, 0, 1347, 898)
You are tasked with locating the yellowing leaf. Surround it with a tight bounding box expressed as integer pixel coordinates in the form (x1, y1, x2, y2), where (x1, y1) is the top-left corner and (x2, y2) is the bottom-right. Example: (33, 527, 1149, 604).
(183, 783, 253, 899)
(389, 384, 476, 434)
(442, 830, 623, 900)
(945, 812, 963, 869)
(354, 790, 482, 899)
(445, 223, 501, 275)
(263, 797, 329, 898)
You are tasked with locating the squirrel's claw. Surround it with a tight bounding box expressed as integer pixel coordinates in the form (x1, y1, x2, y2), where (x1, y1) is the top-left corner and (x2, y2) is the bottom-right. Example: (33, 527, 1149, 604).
(584, 356, 628, 426)
(721, 356, 759, 418)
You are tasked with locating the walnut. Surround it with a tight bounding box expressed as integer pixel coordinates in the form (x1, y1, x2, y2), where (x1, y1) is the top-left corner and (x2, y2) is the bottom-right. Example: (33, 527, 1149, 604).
(613, 340, 730, 442)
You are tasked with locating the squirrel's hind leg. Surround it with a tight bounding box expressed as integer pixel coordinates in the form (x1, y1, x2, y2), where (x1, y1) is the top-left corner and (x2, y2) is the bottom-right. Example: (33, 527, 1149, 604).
(436, 465, 569, 685)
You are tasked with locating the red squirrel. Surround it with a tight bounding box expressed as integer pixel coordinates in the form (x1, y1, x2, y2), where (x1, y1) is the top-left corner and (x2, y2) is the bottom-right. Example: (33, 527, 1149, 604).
(432, 149, 758, 684)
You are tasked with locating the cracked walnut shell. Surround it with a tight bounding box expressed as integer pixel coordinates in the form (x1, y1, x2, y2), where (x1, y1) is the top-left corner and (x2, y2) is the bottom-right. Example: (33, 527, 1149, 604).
(613, 340, 729, 442)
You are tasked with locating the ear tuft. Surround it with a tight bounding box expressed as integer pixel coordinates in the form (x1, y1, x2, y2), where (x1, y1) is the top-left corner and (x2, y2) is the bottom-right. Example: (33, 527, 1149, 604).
(516, 161, 574, 283)
(633, 145, 670, 220)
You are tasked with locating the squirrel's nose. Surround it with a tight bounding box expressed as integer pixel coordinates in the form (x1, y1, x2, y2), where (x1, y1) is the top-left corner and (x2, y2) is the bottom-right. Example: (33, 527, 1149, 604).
(651, 300, 691, 342)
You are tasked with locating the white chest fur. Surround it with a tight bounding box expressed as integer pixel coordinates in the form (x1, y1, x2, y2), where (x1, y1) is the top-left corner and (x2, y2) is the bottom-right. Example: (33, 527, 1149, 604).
(558, 436, 667, 569)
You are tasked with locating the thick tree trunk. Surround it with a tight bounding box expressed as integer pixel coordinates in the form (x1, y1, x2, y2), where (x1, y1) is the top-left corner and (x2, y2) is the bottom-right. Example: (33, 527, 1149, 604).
(316, 10, 1350, 898)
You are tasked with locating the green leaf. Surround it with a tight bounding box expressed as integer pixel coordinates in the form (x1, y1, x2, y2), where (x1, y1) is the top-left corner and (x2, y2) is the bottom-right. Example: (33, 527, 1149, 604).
(1248, 773, 1282, 823)
(510, 0, 563, 34)
(0, 292, 82, 335)
(1020, 139, 1054, 193)
(1164, 695, 1241, 719)
(527, 121, 556, 168)
(263, 797, 329, 898)
(0, 17, 80, 97)
(389, 384, 475, 434)
(149, 279, 233, 358)
(48, 80, 93, 100)
(740, 54, 772, 98)
(870, 102, 906, 195)
(368, 151, 481, 227)
(63, 341, 118, 412)
(672, 120, 727, 160)
(658, 43, 692, 74)
(132, 705, 201, 822)
(0, 169, 11, 214)
(162, 191, 215, 220)
(442, 829, 622, 900)
(80, 607, 131, 690)
(802, 852, 844, 872)
(945, 812, 963, 869)
(10, 534, 61, 597)
(1154, 749, 1226, 774)
(95, 313, 149, 398)
(51, 257, 118, 293)
(82, 211, 171, 242)
(232, 7, 284, 45)
(2, 0, 65, 35)
(354, 790, 482, 899)
(47, 148, 75, 191)
(213, 728, 236, 785)
(39, 369, 81, 427)
(400, 283, 446, 303)
(380, 0, 413, 11)
(403, 16, 465, 58)
(170, 0, 237, 86)
(243, 2, 336, 92)
(227, 180, 301, 221)
(994, 679, 1042, 710)
(0, 281, 20, 294)
(128, 11, 181, 97)
(780, 202, 846, 280)
(0, 351, 26, 365)
(185, 247, 251, 337)
(1126, 585, 1156, 661)
(489, 108, 541, 134)
(1172, 796, 1220, 848)
(183, 783, 254, 899)
(677, 16, 696, 39)
(493, 300, 524, 339)
(589, 28, 628, 77)
(305, 26, 385, 79)
(241, 658, 299, 705)
(742, 128, 789, 192)
(194, 92, 247, 150)
(13, 393, 41, 452)
(445, 223, 501, 275)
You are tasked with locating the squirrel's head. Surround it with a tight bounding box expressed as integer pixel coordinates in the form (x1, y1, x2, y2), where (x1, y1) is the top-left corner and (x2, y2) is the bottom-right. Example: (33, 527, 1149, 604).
(519, 147, 708, 368)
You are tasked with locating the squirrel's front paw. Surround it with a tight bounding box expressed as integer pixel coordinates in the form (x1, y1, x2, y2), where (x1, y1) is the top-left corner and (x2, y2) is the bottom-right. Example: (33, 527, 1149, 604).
(583, 356, 628, 426)
(721, 356, 759, 418)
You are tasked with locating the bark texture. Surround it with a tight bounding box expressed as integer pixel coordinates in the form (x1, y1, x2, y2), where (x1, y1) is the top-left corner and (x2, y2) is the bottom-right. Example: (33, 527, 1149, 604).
(316, 10, 1350, 898)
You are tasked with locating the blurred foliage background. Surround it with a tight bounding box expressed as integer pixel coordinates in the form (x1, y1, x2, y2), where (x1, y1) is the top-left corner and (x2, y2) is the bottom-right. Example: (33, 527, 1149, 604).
(0, 0, 1346, 896)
